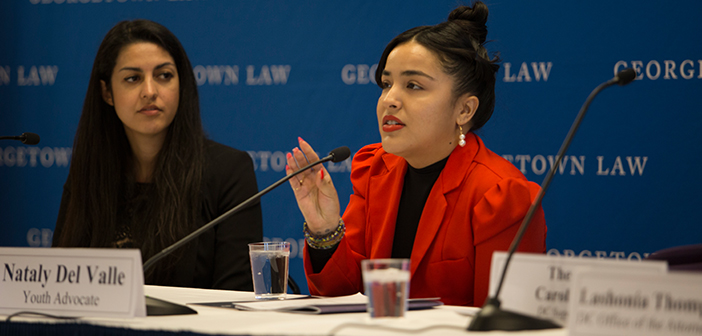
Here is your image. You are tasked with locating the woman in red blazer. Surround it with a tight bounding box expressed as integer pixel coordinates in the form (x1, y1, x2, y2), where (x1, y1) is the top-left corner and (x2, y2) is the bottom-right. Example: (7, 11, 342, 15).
(286, 1, 546, 307)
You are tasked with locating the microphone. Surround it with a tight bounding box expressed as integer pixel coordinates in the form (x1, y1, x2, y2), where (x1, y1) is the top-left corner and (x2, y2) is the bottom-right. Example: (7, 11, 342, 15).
(467, 69, 637, 331)
(614, 68, 636, 86)
(143, 146, 351, 273)
(0, 132, 41, 145)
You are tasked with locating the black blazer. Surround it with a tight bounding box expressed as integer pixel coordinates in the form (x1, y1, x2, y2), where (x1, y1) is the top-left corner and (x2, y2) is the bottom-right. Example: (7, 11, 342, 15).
(53, 140, 263, 290)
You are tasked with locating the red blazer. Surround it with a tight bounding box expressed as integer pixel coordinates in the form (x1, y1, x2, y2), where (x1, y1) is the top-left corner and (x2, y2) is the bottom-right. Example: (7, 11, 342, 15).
(304, 133, 546, 306)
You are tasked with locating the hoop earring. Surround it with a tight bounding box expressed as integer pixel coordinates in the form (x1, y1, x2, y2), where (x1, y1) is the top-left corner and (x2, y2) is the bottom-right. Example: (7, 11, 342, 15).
(458, 125, 466, 147)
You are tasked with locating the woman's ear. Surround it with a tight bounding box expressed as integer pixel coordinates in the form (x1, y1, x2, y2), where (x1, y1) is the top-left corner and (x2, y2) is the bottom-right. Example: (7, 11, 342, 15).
(100, 80, 114, 106)
(456, 95, 479, 127)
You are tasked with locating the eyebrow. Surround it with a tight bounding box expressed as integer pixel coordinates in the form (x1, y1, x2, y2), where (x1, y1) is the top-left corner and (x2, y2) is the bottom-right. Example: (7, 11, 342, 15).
(118, 62, 175, 72)
(382, 69, 435, 81)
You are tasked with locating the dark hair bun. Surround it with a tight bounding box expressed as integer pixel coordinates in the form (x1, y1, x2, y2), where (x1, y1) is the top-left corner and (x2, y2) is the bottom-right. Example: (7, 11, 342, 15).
(448, 1, 489, 44)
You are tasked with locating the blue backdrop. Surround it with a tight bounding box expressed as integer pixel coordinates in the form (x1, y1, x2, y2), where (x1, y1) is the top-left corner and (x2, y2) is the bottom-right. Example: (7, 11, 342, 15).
(2, 0, 701, 294)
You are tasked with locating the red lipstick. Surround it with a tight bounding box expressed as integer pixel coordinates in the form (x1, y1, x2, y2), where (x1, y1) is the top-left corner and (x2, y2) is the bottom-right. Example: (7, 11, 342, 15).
(382, 115, 405, 132)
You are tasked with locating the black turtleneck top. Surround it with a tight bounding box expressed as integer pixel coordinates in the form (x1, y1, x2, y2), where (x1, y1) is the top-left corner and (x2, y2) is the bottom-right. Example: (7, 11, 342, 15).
(309, 156, 448, 272)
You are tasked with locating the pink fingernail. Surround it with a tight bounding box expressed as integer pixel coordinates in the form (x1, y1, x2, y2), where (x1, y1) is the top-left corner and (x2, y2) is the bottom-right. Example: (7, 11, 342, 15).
(321, 169, 324, 180)
(286, 152, 292, 159)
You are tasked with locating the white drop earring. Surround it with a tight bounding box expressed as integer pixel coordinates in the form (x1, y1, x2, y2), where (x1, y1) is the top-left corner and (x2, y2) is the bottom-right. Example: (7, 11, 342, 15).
(458, 125, 466, 147)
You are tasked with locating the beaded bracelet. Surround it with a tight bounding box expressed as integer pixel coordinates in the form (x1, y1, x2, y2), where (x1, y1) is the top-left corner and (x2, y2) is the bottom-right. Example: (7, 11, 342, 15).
(304, 219, 346, 250)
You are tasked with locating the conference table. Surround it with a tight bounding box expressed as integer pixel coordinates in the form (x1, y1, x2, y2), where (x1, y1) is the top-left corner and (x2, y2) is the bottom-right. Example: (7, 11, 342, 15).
(0, 285, 567, 335)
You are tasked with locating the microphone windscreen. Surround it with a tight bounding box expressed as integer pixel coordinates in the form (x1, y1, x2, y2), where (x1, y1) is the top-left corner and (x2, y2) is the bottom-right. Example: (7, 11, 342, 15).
(329, 146, 351, 162)
(616, 68, 636, 86)
(22, 132, 40, 145)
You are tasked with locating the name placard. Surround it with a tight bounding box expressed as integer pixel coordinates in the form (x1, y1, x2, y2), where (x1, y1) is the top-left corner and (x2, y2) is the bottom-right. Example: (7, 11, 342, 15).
(568, 270, 702, 336)
(0, 247, 146, 318)
(489, 252, 667, 325)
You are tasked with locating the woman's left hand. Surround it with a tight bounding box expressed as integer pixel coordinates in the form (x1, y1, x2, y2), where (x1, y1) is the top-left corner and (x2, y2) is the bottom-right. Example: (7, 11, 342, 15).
(285, 137, 341, 236)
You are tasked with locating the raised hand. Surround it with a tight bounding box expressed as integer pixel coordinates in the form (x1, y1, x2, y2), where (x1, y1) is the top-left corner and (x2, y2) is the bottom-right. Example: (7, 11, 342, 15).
(286, 137, 341, 235)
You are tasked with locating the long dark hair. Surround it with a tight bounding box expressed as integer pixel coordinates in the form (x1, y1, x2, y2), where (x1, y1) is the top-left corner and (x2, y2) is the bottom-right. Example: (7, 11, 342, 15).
(375, 1, 500, 131)
(58, 20, 205, 283)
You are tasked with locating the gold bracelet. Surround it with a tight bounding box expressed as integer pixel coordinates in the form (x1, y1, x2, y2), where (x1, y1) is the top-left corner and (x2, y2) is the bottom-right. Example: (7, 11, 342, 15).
(304, 219, 345, 250)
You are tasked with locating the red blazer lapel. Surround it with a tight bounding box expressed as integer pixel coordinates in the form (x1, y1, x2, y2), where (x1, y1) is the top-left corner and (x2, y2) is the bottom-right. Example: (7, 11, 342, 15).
(366, 152, 407, 259)
(409, 134, 480, 277)
(410, 188, 447, 277)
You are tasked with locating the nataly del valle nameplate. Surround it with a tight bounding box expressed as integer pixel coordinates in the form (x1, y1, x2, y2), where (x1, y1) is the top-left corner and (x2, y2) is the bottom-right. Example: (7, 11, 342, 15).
(0, 247, 146, 318)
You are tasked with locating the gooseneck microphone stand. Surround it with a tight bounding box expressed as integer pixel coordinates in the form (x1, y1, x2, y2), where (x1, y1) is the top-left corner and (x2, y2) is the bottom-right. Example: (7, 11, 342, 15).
(467, 69, 637, 331)
(142, 146, 350, 273)
(142, 146, 350, 316)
